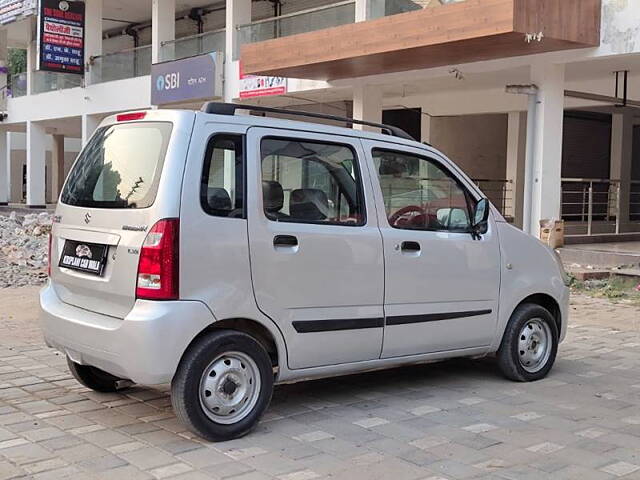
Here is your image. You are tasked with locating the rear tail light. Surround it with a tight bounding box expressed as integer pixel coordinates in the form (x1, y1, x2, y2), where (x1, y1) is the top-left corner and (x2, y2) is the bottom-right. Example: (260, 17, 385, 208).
(136, 218, 179, 300)
(47, 233, 53, 277)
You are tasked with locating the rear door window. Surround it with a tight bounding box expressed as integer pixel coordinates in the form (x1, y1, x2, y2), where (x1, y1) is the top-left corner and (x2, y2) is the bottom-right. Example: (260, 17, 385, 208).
(260, 138, 365, 226)
(61, 122, 172, 209)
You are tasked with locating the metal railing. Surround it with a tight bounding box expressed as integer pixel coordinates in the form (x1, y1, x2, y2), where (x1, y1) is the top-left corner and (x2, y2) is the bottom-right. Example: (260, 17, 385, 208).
(9, 72, 27, 98)
(159, 29, 226, 63)
(561, 178, 623, 236)
(31, 70, 83, 94)
(473, 179, 513, 220)
(91, 45, 152, 84)
(235, 1, 355, 59)
(631, 181, 640, 222)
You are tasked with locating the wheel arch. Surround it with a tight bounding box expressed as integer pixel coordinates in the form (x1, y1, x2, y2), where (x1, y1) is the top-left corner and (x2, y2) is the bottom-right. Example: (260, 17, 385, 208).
(515, 293, 562, 333)
(184, 318, 281, 370)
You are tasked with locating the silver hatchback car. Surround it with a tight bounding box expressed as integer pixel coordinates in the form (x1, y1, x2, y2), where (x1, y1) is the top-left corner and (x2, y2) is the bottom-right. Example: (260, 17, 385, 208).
(41, 103, 570, 441)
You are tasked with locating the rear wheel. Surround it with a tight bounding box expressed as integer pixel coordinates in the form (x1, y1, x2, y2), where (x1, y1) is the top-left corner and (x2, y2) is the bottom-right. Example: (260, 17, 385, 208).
(67, 358, 129, 393)
(497, 303, 558, 382)
(171, 330, 274, 442)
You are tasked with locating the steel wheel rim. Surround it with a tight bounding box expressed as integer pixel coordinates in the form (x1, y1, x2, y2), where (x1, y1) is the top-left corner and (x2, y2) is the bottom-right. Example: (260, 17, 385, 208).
(518, 318, 552, 373)
(199, 351, 261, 425)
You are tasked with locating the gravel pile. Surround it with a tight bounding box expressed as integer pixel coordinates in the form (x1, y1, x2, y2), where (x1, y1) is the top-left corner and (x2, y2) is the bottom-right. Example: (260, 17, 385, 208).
(0, 212, 53, 288)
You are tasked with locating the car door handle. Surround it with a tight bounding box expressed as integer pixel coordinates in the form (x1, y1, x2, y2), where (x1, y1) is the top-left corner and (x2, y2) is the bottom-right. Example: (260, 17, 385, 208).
(401, 241, 421, 252)
(273, 235, 298, 247)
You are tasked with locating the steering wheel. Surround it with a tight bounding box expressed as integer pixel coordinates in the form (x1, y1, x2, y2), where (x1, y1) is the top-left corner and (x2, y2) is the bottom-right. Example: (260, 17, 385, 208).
(388, 205, 426, 228)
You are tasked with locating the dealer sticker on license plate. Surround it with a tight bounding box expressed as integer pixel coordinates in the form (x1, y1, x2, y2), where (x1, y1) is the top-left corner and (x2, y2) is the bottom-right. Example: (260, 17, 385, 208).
(59, 240, 108, 276)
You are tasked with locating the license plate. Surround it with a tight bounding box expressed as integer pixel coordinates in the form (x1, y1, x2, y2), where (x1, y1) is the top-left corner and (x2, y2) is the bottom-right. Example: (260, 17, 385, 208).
(59, 240, 108, 276)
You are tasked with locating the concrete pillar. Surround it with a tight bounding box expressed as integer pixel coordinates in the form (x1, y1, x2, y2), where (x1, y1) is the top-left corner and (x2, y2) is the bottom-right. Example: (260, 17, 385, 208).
(506, 111, 527, 229)
(356, 0, 385, 21)
(82, 114, 101, 146)
(353, 84, 382, 132)
(421, 114, 431, 144)
(0, 29, 7, 110)
(224, 0, 251, 102)
(0, 132, 7, 205)
(152, 0, 175, 63)
(85, 0, 103, 85)
(51, 134, 65, 201)
(26, 121, 47, 207)
(26, 17, 36, 95)
(527, 63, 565, 237)
(610, 112, 634, 230)
(8, 133, 21, 203)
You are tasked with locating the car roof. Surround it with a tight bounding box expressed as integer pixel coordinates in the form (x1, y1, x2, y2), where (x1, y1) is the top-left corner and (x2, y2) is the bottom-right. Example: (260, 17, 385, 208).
(194, 110, 428, 151)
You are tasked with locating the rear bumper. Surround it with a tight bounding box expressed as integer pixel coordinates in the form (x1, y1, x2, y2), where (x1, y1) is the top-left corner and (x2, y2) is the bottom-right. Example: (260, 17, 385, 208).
(40, 283, 216, 384)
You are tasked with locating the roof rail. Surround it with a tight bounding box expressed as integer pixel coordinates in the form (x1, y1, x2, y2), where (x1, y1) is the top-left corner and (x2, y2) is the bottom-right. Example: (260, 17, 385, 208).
(200, 102, 415, 141)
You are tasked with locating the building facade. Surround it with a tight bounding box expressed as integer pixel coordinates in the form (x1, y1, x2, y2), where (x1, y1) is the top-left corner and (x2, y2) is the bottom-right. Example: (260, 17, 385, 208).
(0, 0, 639, 241)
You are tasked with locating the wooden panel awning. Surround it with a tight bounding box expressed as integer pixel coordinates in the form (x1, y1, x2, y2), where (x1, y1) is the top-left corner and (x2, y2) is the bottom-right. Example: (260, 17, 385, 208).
(240, 0, 601, 81)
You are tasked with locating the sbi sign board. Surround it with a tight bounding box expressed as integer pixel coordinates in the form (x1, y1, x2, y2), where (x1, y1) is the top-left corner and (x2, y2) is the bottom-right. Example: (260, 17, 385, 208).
(151, 52, 223, 106)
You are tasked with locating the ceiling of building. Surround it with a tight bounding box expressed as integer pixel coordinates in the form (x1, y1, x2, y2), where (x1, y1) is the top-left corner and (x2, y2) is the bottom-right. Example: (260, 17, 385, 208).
(102, 0, 225, 31)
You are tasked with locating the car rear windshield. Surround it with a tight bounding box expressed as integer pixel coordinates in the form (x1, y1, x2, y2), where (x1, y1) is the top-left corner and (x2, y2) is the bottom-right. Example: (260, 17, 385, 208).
(61, 122, 172, 209)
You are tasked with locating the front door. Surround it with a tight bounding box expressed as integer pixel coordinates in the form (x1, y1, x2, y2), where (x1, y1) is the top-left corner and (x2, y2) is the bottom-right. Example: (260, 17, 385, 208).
(362, 141, 501, 358)
(247, 128, 384, 369)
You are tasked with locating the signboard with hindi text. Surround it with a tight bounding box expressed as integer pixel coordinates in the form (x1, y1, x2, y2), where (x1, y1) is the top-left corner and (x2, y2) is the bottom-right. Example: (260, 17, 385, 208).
(37, 0, 85, 75)
(151, 52, 223, 106)
(239, 61, 287, 99)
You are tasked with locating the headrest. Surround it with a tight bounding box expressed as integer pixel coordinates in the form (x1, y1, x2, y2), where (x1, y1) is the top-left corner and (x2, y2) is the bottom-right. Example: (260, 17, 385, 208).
(290, 188, 329, 221)
(262, 180, 284, 213)
(207, 187, 232, 213)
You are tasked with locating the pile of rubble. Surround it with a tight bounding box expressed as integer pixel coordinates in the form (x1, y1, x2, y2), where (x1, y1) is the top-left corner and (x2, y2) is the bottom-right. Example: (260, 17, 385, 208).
(0, 212, 52, 288)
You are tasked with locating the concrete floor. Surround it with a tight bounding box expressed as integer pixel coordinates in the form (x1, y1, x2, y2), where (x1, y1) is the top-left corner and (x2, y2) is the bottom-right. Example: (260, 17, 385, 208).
(568, 242, 640, 255)
(560, 242, 640, 268)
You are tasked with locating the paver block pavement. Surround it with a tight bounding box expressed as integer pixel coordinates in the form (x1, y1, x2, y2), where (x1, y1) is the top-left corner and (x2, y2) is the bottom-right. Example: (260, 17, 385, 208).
(1, 291, 640, 478)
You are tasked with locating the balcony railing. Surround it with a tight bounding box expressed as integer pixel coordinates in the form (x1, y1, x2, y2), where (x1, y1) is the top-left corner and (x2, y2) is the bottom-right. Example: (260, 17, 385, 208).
(159, 29, 226, 63)
(9, 72, 27, 98)
(235, 1, 355, 59)
(559, 178, 640, 236)
(367, 0, 470, 20)
(91, 45, 152, 84)
(32, 71, 83, 94)
(473, 179, 513, 220)
(561, 178, 619, 235)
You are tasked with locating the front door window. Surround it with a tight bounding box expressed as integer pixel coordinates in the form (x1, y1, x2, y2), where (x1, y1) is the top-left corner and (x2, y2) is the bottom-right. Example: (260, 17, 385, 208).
(373, 149, 474, 232)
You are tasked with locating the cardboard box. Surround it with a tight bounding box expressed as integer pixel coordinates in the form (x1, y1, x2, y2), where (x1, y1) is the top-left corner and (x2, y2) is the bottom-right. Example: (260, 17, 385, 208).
(539, 220, 565, 248)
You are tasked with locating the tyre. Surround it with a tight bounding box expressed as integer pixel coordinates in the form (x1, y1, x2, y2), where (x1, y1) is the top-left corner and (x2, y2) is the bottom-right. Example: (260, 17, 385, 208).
(171, 330, 274, 442)
(67, 357, 129, 393)
(496, 303, 559, 382)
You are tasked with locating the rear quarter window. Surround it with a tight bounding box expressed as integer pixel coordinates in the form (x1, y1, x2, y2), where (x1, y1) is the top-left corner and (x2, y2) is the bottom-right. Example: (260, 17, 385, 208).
(61, 122, 172, 209)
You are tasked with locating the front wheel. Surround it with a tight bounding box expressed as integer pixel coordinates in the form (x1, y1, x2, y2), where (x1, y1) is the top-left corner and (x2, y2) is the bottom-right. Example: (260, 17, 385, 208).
(496, 303, 558, 382)
(171, 330, 274, 442)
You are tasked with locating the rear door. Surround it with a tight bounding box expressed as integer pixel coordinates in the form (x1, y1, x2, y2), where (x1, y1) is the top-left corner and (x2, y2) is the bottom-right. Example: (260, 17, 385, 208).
(246, 128, 384, 369)
(362, 141, 501, 358)
(50, 111, 193, 318)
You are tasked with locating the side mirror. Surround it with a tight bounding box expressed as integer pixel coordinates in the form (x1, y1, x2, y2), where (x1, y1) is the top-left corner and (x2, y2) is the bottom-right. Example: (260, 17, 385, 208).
(471, 198, 490, 239)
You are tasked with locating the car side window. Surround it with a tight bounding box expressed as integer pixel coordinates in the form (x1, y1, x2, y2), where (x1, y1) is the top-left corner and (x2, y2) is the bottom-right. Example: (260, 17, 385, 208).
(373, 148, 474, 232)
(260, 138, 365, 226)
(200, 135, 244, 218)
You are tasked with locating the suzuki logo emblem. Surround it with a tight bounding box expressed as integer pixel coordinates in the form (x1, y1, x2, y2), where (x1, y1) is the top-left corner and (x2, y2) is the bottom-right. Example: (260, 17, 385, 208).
(75, 244, 92, 259)
(84, 212, 92, 224)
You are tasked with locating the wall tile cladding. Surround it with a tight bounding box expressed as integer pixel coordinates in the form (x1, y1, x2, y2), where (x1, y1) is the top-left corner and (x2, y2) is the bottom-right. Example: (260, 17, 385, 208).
(601, 0, 640, 54)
